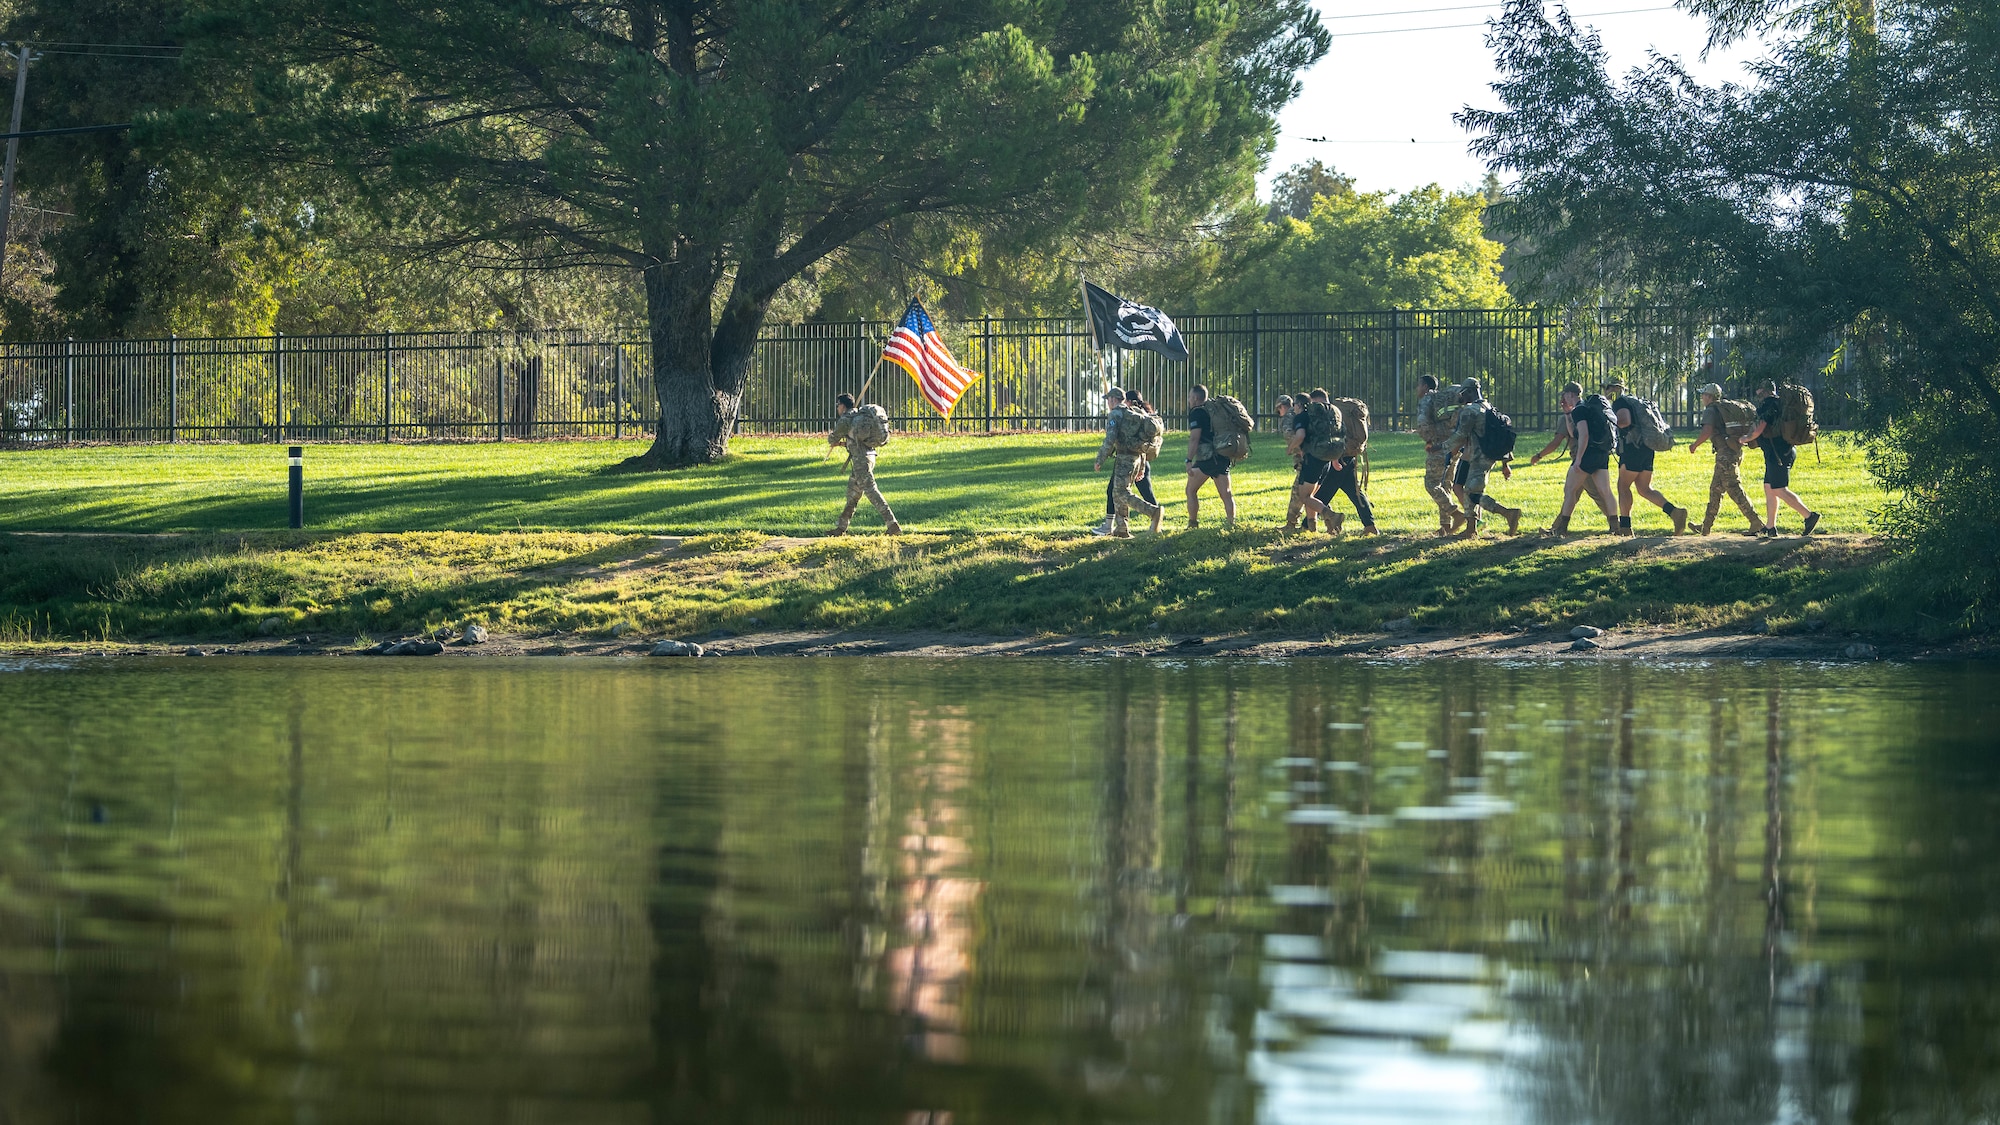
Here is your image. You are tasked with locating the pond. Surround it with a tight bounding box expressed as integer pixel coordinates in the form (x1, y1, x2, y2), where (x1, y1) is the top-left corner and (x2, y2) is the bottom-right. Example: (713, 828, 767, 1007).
(1, 656, 1997, 1124)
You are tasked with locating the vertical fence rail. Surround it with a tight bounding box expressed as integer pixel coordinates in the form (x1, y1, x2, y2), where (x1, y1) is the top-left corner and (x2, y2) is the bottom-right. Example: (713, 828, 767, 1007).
(0, 311, 1850, 445)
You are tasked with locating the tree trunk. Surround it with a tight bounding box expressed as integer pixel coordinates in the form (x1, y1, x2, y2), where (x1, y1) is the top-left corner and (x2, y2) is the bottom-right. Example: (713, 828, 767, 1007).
(626, 262, 738, 468)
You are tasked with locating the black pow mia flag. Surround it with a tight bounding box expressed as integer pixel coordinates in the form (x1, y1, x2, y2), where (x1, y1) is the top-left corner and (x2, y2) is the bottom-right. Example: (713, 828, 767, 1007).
(1082, 279, 1190, 361)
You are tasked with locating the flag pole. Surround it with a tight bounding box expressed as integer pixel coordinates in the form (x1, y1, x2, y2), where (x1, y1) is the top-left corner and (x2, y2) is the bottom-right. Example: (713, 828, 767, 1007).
(856, 355, 884, 403)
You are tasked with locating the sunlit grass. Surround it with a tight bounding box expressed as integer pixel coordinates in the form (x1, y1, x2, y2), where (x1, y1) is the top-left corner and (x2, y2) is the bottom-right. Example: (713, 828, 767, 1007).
(0, 431, 1887, 535)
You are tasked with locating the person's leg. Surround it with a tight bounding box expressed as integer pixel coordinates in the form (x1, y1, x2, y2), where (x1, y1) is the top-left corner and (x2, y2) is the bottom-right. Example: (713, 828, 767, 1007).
(1104, 473, 1116, 518)
(1556, 465, 1585, 521)
(1135, 470, 1158, 508)
(1775, 487, 1810, 517)
(1185, 469, 1205, 527)
(1617, 467, 1637, 523)
(1425, 448, 1463, 532)
(836, 461, 864, 533)
(1335, 463, 1378, 530)
(856, 452, 897, 531)
(1589, 470, 1619, 529)
(1764, 484, 1781, 529)
(1215, 472, 1237, 525)
(1722, 455, 1762, 531)
(1702, 457, 1728, 534)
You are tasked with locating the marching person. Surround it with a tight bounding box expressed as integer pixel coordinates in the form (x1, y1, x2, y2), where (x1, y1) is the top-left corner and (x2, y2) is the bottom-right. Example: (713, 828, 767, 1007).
(1743, 380, 1821, 538)
(1442, 378, 1523, 536)
(1093, 387, 1161, 534)
(828, 393, 900, 536)
(1309, 389, 1379, 535)
(1285, 390, 1341, 534)
(1274, 394, 1314, 531)
(1686, 382, 1766, 535)
(1184, 384, 1237, 530)
(1414, 374, 1466, 535)
(1530, 382, 1621, 535)
(1603, 379, 1689, 535)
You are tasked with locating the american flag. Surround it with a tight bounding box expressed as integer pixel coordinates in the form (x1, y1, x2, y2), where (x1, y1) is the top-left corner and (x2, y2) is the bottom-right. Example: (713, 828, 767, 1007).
(883, 299, 980, 417)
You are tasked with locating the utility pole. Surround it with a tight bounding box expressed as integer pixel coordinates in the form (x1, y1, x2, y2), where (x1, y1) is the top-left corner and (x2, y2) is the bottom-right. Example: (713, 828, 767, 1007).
(0, 42, 36, 284)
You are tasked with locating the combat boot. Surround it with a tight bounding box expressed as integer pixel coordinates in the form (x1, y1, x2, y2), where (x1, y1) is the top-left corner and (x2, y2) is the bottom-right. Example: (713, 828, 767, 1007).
(1149, 510, 1164, 534)
(1503, 507, 1523, 535)
(1669, 505, 1689, 535)
(886, 520, 902, 536)
(1327, 511, 1345, 536)
(1302, 515, 1316, 532)
(1111, 515, 1133, 539)
(1696, 518, 1714, 536)
(1542, 514, 1571, 536)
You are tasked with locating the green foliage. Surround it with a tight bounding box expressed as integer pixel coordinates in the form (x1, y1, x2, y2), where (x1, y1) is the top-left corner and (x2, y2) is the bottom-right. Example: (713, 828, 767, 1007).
(179, 0, 1330, 464)
(1194, 183, 1511, 312)
(1463, 0, 2000, 615)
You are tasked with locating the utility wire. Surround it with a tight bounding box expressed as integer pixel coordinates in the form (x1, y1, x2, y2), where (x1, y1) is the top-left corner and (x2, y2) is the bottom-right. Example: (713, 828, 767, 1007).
(1323, 5, 1675, 36)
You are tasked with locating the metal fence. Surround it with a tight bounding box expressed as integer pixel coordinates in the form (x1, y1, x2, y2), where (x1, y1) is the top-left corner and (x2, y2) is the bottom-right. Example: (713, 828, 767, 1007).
(0, 310, 1855, 445)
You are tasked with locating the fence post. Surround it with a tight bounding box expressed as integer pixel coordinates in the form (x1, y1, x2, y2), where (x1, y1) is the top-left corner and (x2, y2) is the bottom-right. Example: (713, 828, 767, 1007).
(1390, 310, 1402, 425)
(169, 334, 179, 444)
(64, 337, 74, 443)
(494, 356, 505, 442)
(273, 331, 285, 444)
(1252, 309, 1263, 415)
(1536, 318, 1547, 425)
(614, 345, 624, 440)
(982, 315, 994, 432)
(382, 330, 393, 441)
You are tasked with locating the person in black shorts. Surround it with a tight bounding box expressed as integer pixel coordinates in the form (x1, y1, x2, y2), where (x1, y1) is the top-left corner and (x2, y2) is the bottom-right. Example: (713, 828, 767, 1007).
(1603, 380, 1688, 535)
(1742, 381, 1820, 537)
(1535, 383, 1620, 535)
(1183, 383, 1236, 529)
(1284, 390, 1339, 532)
(1308, 390, 1378, 534)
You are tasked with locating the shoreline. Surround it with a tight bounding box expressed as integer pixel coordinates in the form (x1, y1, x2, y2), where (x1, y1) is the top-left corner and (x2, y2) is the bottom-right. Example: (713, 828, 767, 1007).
(2, 623, 1984, 663)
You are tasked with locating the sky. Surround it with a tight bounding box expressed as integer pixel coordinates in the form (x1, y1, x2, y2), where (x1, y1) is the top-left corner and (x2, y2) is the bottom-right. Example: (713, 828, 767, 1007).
(1264, 1, 1768, 195)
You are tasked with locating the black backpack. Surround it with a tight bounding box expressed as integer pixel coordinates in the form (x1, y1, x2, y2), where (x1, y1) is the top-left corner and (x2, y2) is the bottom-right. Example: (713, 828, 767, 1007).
(1579, 395, 1618, 454)
(1478, 408, 1517, 461)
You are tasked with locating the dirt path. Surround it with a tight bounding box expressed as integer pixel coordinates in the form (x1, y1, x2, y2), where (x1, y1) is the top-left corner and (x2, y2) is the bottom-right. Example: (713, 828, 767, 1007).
(9, 620, 1981, 663)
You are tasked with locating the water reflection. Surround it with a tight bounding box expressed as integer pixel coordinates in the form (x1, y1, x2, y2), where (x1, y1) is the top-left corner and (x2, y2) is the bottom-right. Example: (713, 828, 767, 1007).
(0, 658, 1995, 1123)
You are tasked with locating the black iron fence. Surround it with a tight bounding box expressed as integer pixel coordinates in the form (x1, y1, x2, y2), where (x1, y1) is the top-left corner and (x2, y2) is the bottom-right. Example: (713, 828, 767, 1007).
(0, 310, 1856, 445)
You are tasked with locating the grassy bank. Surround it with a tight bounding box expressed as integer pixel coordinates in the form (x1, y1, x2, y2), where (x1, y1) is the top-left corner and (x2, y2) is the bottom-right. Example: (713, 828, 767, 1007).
(0, 526, 1928, 647)
(1, 432, 1885, 535)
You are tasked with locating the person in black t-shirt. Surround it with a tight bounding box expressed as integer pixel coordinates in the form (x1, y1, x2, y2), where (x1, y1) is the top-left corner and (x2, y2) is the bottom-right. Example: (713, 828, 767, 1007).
(1528, 383, 1620, 535)
(1742, 381, 1820, 537)
(1603, 380, 1688, 535)
(1183, 383, 1236, 529)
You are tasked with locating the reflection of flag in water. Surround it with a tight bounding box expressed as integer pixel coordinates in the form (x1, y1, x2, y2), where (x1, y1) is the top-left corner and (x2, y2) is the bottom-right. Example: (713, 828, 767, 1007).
(884, 299, 981, 417)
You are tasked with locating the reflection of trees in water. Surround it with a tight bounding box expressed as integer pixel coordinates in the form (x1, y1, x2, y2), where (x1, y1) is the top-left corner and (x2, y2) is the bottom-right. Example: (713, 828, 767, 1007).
(1514, 669, 1857, 1125)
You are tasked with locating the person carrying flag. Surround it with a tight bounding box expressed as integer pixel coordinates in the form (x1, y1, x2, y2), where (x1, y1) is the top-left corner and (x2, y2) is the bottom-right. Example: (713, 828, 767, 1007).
(828, 393, 899, 536)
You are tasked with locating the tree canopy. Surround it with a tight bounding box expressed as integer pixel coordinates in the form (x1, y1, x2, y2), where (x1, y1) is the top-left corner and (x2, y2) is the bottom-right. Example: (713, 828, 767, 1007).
(1461, 0, 2000, 620)
(175, 0, 1327, 464)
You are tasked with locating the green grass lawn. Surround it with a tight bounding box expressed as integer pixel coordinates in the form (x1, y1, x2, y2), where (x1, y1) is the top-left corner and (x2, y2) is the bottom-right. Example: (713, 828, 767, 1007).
(0, 431, 1887, 535)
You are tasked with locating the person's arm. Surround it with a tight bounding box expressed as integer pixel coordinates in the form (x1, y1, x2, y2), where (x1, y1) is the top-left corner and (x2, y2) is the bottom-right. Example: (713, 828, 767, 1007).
(1096, 419, 1114, 469)
(1185, 417, 1203, 464)
(1527, 423, 1569, 465)
(1744, 417, 1768, 444)
(1690, 417, 1712, 454)
(1615, 406, 1633, 429)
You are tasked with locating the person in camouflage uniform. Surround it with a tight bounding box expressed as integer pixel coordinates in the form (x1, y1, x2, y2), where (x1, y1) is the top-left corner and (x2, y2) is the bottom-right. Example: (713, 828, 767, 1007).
(828, 393, 900, 536)
(1095, 392, 1164, 538)
(1686, 382, 1765, 535)
(1442, 377, 1523, 536)
(1413, 374, 1466, 535)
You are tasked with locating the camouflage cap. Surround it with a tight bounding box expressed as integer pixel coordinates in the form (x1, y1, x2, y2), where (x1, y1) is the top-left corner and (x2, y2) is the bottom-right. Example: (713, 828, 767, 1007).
(1459, 377, 1484, 401)
(1104, 386, 1125, 400)
(1697, 382, 1724, 398)
(1274, 394, 1294, 407)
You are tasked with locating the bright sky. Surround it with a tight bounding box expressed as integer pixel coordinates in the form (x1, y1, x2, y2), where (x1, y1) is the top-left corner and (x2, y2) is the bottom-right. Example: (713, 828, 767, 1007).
(1265, 1, 1766, 195)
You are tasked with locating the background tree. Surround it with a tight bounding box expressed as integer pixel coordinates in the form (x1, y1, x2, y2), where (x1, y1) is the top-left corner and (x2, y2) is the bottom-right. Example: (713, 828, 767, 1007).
(183, 0, 1328, 466)
(1462, 0, 2000, 624)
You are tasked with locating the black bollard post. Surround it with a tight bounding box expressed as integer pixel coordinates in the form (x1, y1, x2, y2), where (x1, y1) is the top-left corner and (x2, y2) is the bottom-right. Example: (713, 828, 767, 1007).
(288, 445, 304, 529)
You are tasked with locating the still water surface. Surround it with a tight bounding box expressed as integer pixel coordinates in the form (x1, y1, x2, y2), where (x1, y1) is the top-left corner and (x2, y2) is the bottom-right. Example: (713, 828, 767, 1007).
(2, 657, 1998, 1124)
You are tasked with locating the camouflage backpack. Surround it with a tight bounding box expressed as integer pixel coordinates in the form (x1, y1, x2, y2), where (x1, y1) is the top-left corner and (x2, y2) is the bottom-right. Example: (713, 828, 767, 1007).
(1110, 406, 1163, 456)
(1303, 400, 1345, 462)
(1203, 395, 1255, 463)
(1626, 396, 1676, 452)
(1715, 398, 1758, 443)
(1778, 384, 1818, 446)
(846, 403, 891, 449)
(1416, 389, 1459, 443)
(1330, 397, 1370, 459)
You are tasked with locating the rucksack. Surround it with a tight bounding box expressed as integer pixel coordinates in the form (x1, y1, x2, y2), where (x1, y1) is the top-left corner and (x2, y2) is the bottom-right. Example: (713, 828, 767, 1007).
(1203, 395, 1255, 463)
(1715, 398, 1758, 442)
(1477, 406, 1517, 461)
(1578, 395, 1618, 454)
(1625, 395, 1676, 451)
(1109, 406, 1163, 456)
(1302, 400, 1345, 461)
(1417, 389, 1458, 442)
(1330, 397, 1370, 459)
(1779, 384, 1818, 446)
(846, 403, 891, 449)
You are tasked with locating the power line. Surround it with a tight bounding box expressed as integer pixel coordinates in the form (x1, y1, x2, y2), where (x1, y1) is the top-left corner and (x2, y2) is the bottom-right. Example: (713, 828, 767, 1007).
(1323, 4, 1676, 36)
(1324, 2, 1512, 19)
